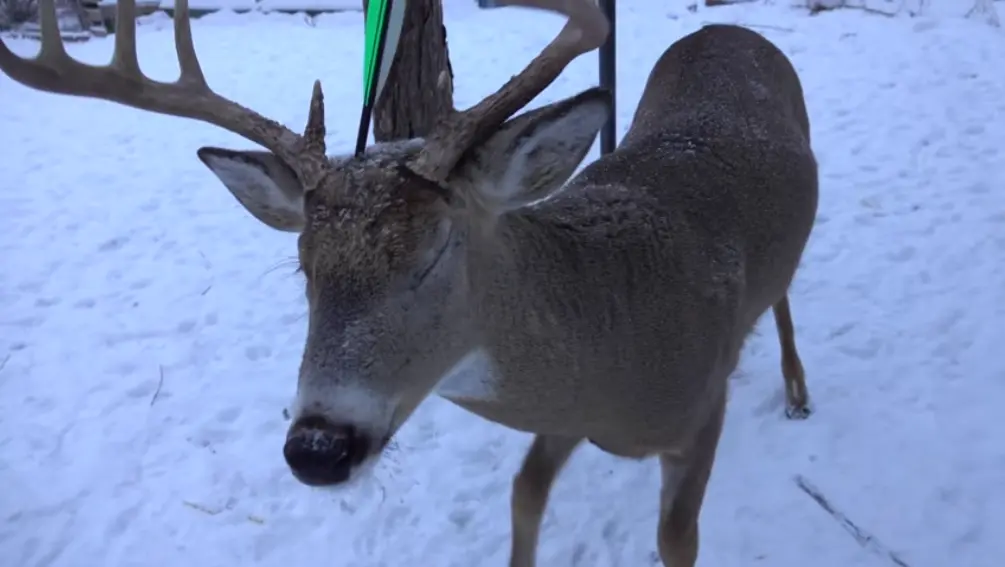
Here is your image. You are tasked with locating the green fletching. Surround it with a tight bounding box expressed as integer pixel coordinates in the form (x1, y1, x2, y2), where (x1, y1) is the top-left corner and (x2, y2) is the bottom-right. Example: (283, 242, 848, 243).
(363, 0, 389, 105)
(356, 0, 405, 155)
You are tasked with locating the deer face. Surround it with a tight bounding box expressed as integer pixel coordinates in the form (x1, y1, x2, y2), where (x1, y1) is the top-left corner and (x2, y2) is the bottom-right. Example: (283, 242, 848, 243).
(198, 89, 611, 487)
(1, 0, 609, 489)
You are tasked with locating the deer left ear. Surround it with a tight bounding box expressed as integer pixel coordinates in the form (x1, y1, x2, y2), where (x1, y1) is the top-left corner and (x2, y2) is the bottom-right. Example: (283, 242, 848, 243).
(197, 147, 307, 232)
(451, 87, 612, 215)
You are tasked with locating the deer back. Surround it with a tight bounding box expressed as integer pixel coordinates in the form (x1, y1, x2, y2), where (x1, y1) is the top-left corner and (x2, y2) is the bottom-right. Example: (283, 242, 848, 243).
(449, 25, 818, 452)
(611, 23, 818, 327)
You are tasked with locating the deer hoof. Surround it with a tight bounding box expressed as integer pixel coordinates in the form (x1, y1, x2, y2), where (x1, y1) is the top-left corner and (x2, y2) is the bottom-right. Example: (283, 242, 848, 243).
(784, 401, 813, 420)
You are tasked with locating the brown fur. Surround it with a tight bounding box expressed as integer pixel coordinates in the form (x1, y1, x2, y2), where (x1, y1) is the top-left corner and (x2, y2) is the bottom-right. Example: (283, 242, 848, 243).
(0, 8, 817, 565)
(288, 24, 818, 567)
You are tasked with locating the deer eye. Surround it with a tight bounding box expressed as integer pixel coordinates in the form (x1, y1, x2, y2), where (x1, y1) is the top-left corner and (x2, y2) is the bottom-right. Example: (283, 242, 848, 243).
(408, 219, 452, 290)
(296, 234, 311, 276)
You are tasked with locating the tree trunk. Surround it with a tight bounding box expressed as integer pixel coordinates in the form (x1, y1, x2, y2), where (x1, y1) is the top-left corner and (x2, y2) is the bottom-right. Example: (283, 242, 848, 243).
(363, 0, 454, 142)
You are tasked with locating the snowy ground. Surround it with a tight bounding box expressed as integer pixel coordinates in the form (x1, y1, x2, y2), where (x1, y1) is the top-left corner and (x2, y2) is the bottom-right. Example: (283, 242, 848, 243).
(1, 2, 1003, 566)
(151, 0, 362, 13)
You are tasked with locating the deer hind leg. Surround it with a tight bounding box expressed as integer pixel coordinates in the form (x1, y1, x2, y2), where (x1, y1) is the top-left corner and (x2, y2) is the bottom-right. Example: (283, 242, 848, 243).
(773, 294, 811, 419)
(656, 395, 726, 567)
(509, 434, 581, 567)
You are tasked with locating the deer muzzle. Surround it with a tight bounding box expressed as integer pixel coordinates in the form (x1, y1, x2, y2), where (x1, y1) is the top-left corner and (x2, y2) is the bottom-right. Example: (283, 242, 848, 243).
(283, 415, 371, 486)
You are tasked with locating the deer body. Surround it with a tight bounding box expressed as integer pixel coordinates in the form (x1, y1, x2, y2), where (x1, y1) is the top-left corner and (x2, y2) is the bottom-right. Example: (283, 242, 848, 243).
(444, 165, 750, 450)
(2, 3, 816, 565)
(441, 25, 817, 459)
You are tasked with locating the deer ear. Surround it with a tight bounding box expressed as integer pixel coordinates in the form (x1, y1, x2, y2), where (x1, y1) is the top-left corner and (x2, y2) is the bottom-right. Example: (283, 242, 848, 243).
(453, 87, 612, 214)
(197, 147, 307, 232)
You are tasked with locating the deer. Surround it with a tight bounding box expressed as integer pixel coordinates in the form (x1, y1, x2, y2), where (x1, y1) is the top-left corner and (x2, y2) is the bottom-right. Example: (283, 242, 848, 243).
(0, 0, 818, 565)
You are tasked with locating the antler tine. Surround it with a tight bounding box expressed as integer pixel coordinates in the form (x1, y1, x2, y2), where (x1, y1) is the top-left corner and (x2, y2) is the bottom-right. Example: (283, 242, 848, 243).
(409, 0, 609, 182)
(173, 0, 209, 87)
(0, 0, 71, 91)
(0, 0, 310, 171)
(296, 80, 330, 191)
(112, 0, 141, 76)
(36, 0, 67, 61)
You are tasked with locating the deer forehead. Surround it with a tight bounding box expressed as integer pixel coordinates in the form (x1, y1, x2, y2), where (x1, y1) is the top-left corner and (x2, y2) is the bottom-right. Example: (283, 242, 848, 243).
(300, 181, 440, 286)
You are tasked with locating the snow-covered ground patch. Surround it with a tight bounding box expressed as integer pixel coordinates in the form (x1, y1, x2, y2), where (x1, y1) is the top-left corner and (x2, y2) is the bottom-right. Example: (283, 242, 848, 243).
(110, 0, 361, 11)
(1, 2, 1003, 566)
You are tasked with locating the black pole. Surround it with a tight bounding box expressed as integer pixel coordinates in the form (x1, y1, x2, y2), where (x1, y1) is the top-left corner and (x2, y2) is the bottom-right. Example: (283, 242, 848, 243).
(598, 0, 616, 155)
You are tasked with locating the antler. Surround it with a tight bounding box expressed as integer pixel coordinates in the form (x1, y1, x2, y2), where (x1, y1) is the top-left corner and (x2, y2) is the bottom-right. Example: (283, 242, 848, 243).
(408, 0, 609, 182)
(0, 0, 328, 188)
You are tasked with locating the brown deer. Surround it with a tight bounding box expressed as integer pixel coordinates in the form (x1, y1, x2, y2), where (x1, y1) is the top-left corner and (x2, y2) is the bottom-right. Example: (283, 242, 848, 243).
(0, 1, 817, 565)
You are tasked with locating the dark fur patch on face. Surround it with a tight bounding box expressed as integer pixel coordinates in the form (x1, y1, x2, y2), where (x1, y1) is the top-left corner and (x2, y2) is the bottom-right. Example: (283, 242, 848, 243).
(296, 140, 448, 311)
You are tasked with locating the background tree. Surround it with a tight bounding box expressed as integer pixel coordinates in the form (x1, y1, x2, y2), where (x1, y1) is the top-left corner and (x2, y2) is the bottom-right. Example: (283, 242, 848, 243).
(0, 0, 37, 30)
(363, 0, 454, 142)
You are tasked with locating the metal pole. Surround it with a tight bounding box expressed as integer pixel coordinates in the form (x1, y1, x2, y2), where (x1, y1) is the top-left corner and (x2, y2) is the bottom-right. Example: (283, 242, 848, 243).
(598, 0, 616, 155)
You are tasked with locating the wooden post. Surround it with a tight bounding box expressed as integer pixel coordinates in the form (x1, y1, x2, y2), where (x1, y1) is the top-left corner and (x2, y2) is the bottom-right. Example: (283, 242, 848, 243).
(363, 0, 454, 142)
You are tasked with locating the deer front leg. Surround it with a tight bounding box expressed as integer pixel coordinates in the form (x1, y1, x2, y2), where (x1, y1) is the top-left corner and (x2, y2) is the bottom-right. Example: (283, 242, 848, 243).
(773, 295, 811, 419)
(656, 394, 726, 567)
(509, 434, 581, 567)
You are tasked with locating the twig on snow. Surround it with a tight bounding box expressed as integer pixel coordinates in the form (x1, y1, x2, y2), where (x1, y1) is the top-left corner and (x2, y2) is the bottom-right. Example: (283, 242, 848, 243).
(794, 475, 912, 567)
(183, 500, 222, 515)
(965, 0, 1001, 27)
(150, 365, 165, 406)
(0, 353, 10, 375)
(704, 0, 759, 6)
(806, 0, 921, 18)
(197, 250, 212, 269)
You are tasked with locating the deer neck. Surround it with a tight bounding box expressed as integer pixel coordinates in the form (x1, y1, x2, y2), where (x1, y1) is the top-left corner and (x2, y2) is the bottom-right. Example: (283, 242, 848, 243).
(434, 190, 591, 404)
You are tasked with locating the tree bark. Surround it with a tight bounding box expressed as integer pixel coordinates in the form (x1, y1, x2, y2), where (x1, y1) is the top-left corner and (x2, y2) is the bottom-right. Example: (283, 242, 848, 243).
(363, 0, 454, 142)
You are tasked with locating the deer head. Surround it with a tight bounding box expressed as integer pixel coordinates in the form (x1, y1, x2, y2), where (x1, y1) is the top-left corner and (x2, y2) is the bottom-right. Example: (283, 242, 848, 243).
(0, 0, 610, 486)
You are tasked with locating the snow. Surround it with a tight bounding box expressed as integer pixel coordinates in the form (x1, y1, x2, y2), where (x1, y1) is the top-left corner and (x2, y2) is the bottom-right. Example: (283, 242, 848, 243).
(106, 0, 362, 11)
(1, 1, 1003, 566)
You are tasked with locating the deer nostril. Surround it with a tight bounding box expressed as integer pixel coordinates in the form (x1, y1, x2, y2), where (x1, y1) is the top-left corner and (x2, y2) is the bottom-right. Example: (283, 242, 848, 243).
(283, 417, 358, 486)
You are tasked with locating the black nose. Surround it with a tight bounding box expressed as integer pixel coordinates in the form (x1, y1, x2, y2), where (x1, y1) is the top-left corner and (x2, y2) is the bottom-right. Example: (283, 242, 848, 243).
(283, 416, 368, 486)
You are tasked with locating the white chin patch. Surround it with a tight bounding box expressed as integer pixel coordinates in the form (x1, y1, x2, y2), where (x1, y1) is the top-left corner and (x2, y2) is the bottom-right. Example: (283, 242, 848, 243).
(435, 348, 500, 402)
